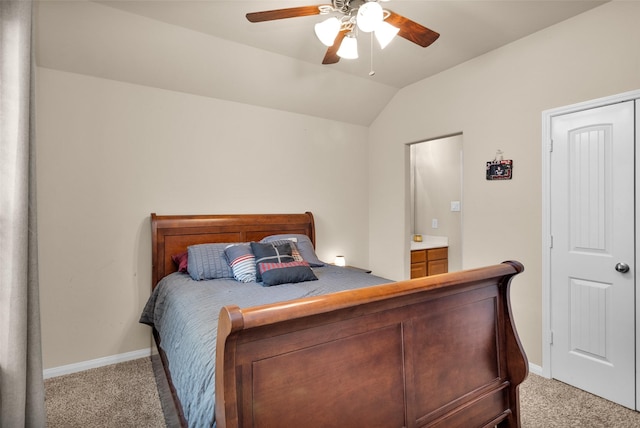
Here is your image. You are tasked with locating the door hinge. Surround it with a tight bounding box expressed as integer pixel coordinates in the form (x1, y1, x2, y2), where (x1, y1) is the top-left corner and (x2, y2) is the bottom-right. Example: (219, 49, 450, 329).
(549, 139, 553, 152)
(550, 331, 554, 345)
(549, 235, 553, 248)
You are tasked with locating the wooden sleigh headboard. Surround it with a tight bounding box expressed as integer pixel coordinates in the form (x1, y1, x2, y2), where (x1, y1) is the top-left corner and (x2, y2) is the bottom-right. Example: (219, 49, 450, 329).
(150, 212, 316, 289)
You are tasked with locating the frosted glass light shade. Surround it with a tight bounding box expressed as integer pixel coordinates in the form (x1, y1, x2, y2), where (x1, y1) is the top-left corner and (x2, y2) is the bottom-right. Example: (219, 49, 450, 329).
(314, 17, 341, 47)
(334, 256, 346, 267)
(337, 34, 358, 59)
(375, 21, 399, 49)
(356, 1, 383, 33)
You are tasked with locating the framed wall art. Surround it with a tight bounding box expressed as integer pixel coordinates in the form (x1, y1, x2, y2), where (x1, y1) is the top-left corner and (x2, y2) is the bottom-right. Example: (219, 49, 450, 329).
(486, 159, 513, 180)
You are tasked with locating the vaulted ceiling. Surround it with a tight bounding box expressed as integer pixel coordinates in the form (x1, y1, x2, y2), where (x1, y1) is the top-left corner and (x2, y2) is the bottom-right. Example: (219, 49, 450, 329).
(35, 0, 606, 125)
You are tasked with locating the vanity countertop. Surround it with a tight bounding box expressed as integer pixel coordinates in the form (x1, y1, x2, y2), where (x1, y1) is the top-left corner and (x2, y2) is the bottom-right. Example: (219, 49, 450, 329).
(410, 235, 448, 251)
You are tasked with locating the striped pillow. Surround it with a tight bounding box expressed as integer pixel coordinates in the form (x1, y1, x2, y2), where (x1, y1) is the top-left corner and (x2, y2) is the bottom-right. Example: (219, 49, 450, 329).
(224, 244, 256, 283)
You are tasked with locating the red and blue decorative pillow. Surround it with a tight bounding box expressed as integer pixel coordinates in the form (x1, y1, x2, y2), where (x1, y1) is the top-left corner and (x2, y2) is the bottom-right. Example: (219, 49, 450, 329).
(258, 260, 318, 287)
(250, 242, 317, 286)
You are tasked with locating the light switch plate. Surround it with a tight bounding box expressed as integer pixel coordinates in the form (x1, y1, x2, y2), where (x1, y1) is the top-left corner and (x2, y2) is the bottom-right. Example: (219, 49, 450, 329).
(451, 201, 461, 212)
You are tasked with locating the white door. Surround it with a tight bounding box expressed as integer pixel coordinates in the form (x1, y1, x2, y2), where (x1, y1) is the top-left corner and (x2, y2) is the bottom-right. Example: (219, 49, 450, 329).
(550, 101, 635, 409)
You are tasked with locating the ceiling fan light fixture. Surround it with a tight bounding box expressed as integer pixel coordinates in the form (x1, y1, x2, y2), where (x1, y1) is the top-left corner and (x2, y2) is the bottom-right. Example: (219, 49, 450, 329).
(314, 17, 341, 47)
(245, 2, 440, 69)
(337, 34, 358, 59)
(375, 21, 399, 49)
(356, 1, 383, 33)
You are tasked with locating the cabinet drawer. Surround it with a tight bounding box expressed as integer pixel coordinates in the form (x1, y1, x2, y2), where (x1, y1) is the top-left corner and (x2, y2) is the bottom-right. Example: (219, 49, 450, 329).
(427, 247, 448, 261)
(411, 262, 427, 279)
(411, 250, 426, 263)
(428, 259, 448, 276)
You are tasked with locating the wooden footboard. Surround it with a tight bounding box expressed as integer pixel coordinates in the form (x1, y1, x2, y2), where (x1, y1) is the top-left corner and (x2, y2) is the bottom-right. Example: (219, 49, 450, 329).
(215, 261, 527, 428)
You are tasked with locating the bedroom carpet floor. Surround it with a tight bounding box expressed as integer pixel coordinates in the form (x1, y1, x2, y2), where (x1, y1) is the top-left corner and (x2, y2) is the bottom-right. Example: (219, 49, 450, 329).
(45, 357, 640, 427)
(45, 357, 164, 428)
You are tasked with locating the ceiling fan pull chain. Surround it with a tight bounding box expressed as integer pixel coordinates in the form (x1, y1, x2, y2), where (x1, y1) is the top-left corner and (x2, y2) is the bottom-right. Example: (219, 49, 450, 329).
(369, 32, 376, 76)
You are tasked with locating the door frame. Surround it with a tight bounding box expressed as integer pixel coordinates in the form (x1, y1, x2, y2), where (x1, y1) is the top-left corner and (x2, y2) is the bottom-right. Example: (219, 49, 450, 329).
(542, 89, 640, 406)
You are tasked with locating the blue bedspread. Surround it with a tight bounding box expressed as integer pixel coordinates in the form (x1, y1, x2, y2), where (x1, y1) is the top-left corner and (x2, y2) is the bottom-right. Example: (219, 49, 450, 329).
(140, 265, 390, 427)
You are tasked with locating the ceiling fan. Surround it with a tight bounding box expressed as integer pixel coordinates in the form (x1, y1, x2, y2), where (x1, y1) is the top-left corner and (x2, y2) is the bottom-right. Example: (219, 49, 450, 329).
(246, 0, 440, 65)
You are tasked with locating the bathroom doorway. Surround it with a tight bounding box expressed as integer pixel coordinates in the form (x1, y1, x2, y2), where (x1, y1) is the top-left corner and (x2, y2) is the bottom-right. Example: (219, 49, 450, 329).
(409, 134, 463, 272)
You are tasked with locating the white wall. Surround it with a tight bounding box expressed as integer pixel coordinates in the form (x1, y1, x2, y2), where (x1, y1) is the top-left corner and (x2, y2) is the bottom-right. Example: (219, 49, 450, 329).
(368, 1, 640, 366)
(36, 68, 371, 369)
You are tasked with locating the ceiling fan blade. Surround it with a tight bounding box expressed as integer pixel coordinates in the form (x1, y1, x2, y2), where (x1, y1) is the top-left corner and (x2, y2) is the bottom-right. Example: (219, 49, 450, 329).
(322, 30, 348, 64)
(385, 10, 440, 48)
(246, 5, 327, 23)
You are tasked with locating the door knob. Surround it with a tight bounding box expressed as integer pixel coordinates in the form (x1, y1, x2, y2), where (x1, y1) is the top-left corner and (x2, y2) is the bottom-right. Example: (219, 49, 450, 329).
(615, 262, 630, 273)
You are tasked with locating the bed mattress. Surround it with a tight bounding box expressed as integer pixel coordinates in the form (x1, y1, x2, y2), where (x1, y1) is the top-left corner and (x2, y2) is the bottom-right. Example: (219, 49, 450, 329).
(140, 265, 391, 427)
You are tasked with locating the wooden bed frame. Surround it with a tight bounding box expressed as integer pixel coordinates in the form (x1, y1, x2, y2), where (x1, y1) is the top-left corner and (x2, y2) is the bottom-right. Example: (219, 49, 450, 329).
(150, 212, 528, 428)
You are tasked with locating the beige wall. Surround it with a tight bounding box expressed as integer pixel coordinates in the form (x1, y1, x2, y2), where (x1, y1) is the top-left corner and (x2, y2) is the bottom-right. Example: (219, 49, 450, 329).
(368, 1, 640, 366)
(37, 1, 640, 371)
(36, 68, 371, 369)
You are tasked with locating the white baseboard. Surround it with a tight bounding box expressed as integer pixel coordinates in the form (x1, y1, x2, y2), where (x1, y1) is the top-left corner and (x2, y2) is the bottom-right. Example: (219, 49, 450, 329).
(529, 362, 544, 377)
(43, 348, 151, 379)
(42, 348, 544, 381)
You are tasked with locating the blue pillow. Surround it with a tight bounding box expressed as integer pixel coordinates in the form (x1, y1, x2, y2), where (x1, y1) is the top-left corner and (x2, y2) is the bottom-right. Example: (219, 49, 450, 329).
(224, 244, 256, 283)
(187, 243, 234, 281)
(260, 234, 325, 267)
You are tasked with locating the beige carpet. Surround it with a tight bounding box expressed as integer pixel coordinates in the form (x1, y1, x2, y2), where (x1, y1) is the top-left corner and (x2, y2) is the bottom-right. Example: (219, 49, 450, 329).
(45, 358, 165, 427)
(520, 374, 640, 427)
(45, 358, 640, 427)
